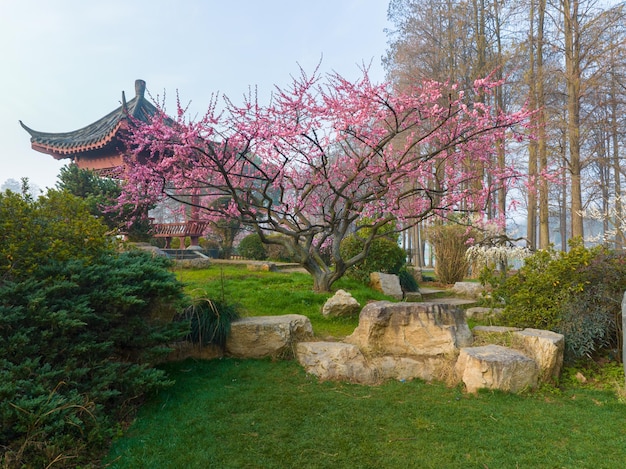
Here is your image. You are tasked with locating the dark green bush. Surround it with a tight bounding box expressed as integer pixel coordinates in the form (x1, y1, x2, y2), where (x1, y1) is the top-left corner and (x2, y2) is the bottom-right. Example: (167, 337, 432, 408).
(0, 251, 186, 467)
(0, 189, 187, 467)
(175, 298, 240, 348)
(494, 240, 624, 362)
(237, 233, 267, 260)
(340, 235, 407, 283)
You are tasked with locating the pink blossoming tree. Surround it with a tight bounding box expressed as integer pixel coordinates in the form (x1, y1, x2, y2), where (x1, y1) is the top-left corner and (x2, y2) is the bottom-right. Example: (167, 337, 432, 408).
(120, 68, 529, 292)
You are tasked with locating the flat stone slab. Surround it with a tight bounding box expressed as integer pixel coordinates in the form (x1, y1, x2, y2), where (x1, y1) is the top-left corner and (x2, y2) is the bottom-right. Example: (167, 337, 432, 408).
(465, 307, 504, 320)
(473, 326, 522, 334)
(455, 345, 538, 393)
(403, 291, 423, 302)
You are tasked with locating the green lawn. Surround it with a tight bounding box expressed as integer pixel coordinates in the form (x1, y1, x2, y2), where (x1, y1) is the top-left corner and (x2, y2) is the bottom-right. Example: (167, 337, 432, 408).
(104, 264, 626, 468)
(174, 264, 391, 338)
(105, 358, 626, 469)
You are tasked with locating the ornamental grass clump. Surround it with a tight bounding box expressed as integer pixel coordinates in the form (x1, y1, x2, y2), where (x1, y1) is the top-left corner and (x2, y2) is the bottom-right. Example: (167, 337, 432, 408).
(175, 298, 240, 348)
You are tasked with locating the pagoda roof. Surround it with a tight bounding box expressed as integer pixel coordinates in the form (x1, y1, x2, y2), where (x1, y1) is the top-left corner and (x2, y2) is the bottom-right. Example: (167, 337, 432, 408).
(20, 79, 158, 160)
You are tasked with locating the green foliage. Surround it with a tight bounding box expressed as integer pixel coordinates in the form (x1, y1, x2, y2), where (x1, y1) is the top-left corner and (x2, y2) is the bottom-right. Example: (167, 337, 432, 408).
(175, 298, 240, 347)
(496, 241, 595, 331)
(340, 234, 406, 283)
(56, 163, 153, 241)
(495, 240, 624, 362)
(237, 232, 267, 260)
(1, 188, 109, 281)
(0, 189, 187, 467)
(426, 223, 473, 284)
(176, 265, 390, 338)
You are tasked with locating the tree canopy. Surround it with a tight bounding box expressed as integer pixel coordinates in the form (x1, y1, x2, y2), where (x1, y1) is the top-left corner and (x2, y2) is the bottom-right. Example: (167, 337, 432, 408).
(120, 68, 530, 291)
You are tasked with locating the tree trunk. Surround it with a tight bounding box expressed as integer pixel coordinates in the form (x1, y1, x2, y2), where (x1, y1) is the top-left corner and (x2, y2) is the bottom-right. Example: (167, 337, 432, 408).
(537, 0, 550, 249)
(564, 0, 584, 240)
(527, 0, 538, 250)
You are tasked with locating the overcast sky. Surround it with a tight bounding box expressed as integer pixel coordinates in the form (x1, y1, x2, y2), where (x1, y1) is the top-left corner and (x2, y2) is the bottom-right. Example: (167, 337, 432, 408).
(0, 0, 390, 190)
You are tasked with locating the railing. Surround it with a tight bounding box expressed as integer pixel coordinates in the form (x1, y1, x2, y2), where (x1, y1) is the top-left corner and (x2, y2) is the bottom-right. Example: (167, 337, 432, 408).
(151, 221, 210, 238)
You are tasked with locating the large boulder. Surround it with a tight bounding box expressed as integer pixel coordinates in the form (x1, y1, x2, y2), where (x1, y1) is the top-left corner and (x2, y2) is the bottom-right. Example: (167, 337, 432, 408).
(369, 272, 403, 300)
(346, 301, 473, 357)
(322, 289, 361, 318)
(225, 314, 313, 359)
(512, 329, 564, 382)
(455, 345, 539, 393)
(295, 342, 377, 384)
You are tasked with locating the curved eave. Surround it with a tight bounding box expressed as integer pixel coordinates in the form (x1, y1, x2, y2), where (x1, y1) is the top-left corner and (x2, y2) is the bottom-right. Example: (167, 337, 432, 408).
(20, 94, 158, 158)
(23, 120, 126, 159)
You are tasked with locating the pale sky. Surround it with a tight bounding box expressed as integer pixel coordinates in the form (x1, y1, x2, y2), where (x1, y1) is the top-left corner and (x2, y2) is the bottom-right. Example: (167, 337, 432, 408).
(0, 0, 390, 190)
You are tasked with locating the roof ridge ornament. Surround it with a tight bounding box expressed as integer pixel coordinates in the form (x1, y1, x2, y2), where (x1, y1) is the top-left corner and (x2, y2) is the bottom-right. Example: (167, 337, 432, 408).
(135, 79, 146, 98)
(121, 91, 128, 115)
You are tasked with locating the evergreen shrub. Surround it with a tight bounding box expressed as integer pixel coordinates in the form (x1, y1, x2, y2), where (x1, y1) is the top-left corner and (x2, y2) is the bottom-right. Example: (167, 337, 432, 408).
(340, 235, 407, 283)
(237, 233, 267, 260)
(0, 189, 187, 467)
(493, 240, 624, 362)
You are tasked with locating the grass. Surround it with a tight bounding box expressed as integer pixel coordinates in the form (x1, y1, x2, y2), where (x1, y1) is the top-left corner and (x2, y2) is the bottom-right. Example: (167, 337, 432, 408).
(173, 264, 391, 338)
(103, 264, 626, 468)
(104, 358, 626, 469)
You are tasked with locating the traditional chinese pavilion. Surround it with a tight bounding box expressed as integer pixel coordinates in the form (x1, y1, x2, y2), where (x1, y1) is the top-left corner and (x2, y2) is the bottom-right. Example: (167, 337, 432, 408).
(20, 79, 156, 176)
(20, 79, 209, 248)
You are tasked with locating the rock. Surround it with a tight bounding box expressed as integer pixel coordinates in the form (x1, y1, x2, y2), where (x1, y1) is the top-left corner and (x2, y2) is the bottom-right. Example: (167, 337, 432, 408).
(295, 342, 377, 384)
(452, 282, 484, 298)
(512, 329, 564, 382)
(455, 345, 539, 393)
(346, 301, 473, 357)
(322, 289, 361, 318)
(225, 314, 313, 359)
(369, 355, 453, 383)
(465, 307, 504, 320)
(369, 272, 403, 300)
(403, 292, 423, 302)
(247, 262, 277, 272)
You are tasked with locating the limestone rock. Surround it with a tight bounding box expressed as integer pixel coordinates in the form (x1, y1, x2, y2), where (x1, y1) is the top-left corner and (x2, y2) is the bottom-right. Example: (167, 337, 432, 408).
(452, 282, 484, 298)
(369, 272, 403, 300)
(295, 342, 377, 384)
(455, 345, 538, 393)
(403, 292, 423, 302)
(346, 301, 473, 357)
(465, 307, 504, 320)
(247, 262, 277, 272)
(370, 355, 453, 383)
(322, 289, 360, 318)
(226, 314, 313, 359)
(512, 328, 564, 382)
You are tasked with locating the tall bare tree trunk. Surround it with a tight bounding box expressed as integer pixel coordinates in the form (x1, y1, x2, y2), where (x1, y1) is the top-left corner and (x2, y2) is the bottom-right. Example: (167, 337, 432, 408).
(564, 0, 584, 240)
(537, 0, 551, 249)
(527, 0, 539, 249)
